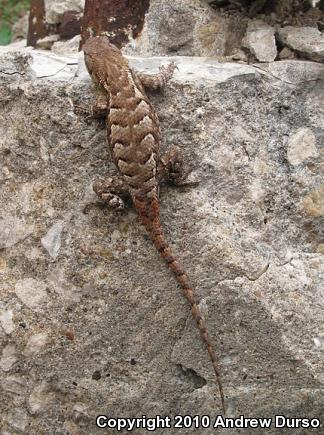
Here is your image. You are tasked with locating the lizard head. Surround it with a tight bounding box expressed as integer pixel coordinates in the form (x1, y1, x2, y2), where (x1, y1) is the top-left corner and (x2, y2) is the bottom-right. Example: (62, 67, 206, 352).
(83, 36, 129, 90)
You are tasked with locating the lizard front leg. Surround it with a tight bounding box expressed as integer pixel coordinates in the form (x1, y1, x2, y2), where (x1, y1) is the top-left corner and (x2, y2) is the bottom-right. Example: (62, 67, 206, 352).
(74, 92, 108, 119)
(93, 175, 129, 210)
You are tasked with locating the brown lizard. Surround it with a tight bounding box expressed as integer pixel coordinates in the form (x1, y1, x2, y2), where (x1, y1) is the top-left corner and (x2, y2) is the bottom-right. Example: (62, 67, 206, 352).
(82, 36, 225, 413)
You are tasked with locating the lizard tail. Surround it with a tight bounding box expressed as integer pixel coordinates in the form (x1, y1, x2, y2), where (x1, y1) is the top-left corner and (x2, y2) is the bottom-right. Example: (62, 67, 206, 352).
(134, 195, 225, 414)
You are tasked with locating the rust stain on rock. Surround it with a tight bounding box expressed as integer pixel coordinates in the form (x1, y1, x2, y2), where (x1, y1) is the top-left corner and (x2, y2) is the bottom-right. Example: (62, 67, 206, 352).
(81, 0, 150, 49)
(27, 0, 49, 47)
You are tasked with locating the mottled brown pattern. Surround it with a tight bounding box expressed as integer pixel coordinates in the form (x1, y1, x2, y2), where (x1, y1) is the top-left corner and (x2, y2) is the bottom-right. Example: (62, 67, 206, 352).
(83, 36, 225, 413)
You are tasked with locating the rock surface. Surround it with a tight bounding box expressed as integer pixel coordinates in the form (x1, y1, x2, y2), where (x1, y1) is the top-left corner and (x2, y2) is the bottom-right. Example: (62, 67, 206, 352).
(0, 45, 323, 434)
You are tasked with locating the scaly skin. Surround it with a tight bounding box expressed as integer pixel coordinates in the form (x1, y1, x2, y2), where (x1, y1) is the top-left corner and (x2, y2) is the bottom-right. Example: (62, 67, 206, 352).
(83, 36, 225, 413)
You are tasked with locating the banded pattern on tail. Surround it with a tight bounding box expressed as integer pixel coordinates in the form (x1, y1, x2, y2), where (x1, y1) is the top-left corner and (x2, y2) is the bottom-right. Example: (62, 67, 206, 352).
(134, 195, 225, 414)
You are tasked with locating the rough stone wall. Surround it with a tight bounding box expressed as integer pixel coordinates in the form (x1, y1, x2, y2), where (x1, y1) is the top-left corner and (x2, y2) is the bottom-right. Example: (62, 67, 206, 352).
(0, 46, 323, 434)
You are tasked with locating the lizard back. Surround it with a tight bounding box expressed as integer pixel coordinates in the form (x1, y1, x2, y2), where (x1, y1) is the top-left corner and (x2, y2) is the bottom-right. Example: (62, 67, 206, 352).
(83, 36, 160, 201)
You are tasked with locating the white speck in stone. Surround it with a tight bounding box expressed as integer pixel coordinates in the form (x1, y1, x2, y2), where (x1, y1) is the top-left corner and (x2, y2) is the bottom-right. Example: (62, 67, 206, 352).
(111, 229, 121, 243)
(24, 332, 48, 356)
(0, 344, 17, 371)
(0, 309, 15, 334)
(313, 337, 321, 348)
(28, 381, 56, 415)
(41, 220, 64, 259)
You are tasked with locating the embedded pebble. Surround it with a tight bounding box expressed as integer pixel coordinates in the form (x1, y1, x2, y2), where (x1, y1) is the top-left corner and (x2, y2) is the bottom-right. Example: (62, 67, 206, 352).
(287, 127, 318, 166)
(0, 309, 15, 334)
(15, 278, 48, 311)
(0, 344, 17, 371)
(6, 408, 29, 432)
(0, 215, 34, 249)
(28, 382, 56, 415)
(1, 375, 27, 395)
(24, 332, 49, 356)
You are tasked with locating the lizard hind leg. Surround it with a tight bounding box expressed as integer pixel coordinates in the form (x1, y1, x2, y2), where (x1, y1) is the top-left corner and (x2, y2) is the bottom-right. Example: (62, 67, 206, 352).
(159, 145, 195, 186)
(93, 176, 129, 210)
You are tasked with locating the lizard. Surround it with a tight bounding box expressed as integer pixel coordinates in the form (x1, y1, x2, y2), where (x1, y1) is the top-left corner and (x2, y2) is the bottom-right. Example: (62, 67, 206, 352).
(81, 35, 225, 413)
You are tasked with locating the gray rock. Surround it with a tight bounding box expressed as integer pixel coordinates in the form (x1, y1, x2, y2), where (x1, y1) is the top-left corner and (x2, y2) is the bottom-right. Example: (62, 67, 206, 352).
(52, 34, 81, 56)
(124, 0, 228, 57)
(277, 26, 324, 63)
(242, 20, 277, 62)
(44, 0, 85, 24)
(0, 46, 323, 433)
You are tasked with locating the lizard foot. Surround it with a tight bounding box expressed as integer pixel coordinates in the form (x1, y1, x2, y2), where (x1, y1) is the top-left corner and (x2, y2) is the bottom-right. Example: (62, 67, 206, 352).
(93, 177, 128, 210)
(73, 93, 107, 119)
(159, 146, 197, 186)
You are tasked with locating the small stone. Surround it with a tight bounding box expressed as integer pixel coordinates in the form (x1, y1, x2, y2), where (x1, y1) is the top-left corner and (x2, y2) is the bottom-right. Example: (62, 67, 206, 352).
(52, 34, 81, 56)
(15, 278, 48, 311)
(0, 344, 17, 371)
(287, 127, 318, 166)
(36, 34, 60, 50)
(41, 221, 64, 259)
(242, 20, 277, 62)
(92, 370, 101, 380)
(24, 332, 48, 356)
(278, 46, 295, 60)
(0, 309, 15, 334)
(227, 48, 248, 62)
